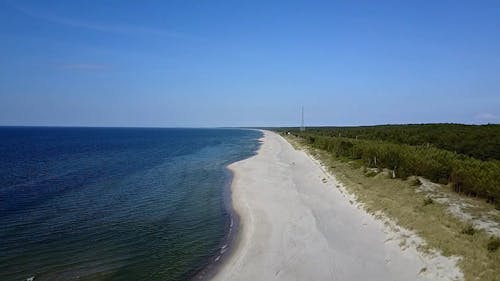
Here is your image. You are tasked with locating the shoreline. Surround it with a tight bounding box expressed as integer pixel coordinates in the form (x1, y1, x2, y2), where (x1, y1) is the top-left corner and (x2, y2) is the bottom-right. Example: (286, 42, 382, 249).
(189, 168, 241, 281)
(210, 130, 462, 281)
(190, 130, 263, 281)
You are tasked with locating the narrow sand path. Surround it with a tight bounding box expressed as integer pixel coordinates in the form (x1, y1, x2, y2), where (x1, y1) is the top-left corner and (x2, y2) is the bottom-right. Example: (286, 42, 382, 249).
(212, 130, 461, 281)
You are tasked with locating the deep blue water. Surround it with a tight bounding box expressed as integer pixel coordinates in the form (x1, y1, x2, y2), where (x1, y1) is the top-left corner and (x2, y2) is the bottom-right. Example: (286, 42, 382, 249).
(0, 127, 262, 281)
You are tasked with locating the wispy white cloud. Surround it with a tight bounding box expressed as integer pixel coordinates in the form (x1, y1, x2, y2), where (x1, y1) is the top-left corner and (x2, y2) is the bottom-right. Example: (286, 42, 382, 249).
(10, 3, 197, 40)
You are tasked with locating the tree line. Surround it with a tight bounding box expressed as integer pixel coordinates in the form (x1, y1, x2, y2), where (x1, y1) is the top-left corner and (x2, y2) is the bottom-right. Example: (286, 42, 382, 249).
(300, 124, 500, 161)
(284, 129, 500, 205)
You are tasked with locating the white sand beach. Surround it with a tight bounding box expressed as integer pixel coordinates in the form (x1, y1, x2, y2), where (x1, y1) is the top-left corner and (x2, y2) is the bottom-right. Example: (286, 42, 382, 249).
(212, 130, 462, 281)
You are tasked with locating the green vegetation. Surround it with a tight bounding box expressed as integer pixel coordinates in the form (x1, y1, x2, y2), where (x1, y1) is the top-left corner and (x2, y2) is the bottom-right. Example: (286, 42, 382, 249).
(280, 124, 500, 205)
(487, 237, 500, 252)
(294, 124, 500, 161)
(461, 224, 476, 236)
(283, 135, 500, 281)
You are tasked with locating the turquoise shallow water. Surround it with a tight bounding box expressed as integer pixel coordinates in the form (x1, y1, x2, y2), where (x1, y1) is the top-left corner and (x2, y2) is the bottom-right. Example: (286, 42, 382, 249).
(0, 127, 262, 281)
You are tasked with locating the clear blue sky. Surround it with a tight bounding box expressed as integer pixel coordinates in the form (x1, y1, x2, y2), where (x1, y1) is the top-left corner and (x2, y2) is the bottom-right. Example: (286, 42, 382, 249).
(1, 0, 499, 127)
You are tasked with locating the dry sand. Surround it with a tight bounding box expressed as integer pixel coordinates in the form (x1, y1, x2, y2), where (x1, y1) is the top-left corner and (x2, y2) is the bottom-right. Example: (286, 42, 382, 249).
(212, 130, 462, 281)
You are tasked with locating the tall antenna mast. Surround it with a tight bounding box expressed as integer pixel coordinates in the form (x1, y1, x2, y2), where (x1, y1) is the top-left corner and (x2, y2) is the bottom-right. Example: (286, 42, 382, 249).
(300, 106, 305, 132)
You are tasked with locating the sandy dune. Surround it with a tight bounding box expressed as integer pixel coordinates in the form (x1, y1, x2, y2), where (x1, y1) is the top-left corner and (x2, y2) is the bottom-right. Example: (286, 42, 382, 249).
(212, 130, 462, 281)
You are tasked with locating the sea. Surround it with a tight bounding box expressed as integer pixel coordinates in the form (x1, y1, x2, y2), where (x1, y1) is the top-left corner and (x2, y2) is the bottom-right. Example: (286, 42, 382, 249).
(0, 127, 262, 281)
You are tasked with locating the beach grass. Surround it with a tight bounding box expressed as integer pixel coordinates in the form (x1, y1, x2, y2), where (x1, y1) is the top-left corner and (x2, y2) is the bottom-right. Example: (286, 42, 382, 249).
(284, 134, 500, 281)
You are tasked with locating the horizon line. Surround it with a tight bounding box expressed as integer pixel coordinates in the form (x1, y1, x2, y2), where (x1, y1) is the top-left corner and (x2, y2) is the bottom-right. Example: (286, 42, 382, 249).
(0, 122, 498, 129)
